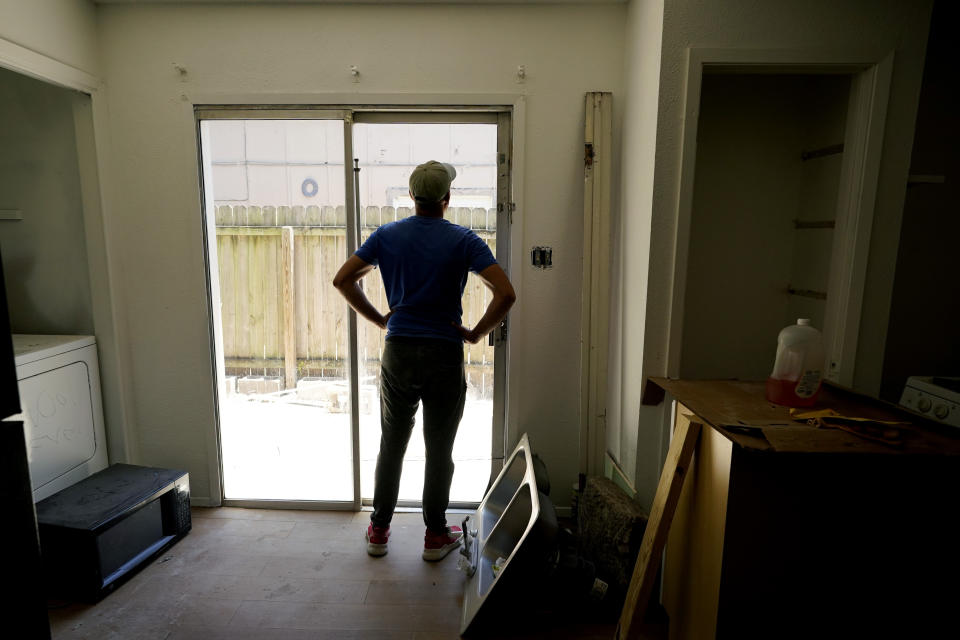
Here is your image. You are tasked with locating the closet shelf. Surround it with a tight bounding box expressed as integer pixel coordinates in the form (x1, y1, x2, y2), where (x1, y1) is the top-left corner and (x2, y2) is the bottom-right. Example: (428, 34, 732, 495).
(786, 286, 827, 300)
(793, 219, 835, 229)
(801, 143, 844, 161)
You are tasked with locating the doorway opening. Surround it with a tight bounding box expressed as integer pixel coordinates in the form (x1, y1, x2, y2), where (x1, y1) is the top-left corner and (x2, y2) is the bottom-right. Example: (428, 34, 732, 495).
(196, 108, 511, 509)
(680, 73, 852, 380)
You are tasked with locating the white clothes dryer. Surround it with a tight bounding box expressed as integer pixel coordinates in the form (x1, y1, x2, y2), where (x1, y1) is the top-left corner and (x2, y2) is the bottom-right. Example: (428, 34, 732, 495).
(11, 335, 108, 502)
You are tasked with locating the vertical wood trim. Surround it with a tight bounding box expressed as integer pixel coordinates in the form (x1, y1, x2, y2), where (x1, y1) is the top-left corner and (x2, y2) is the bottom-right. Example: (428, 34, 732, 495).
(580, 91, 613, 477)
(617, 412, 702, 640)
(590, 93, 613, 476)
(580, 95, 595, 476)
(281, 226, 296, 389)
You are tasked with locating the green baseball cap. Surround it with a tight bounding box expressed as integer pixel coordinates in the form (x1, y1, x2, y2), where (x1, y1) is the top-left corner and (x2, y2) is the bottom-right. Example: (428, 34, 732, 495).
(409, 161, 457, 203)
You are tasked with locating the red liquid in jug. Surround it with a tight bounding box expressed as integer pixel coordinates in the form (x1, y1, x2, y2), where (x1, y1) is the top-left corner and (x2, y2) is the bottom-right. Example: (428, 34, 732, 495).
(765, 377, 820, 407)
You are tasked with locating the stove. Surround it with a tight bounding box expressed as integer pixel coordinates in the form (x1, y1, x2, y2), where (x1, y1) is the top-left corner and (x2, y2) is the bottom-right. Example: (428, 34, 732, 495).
(899, 376, 960, 429)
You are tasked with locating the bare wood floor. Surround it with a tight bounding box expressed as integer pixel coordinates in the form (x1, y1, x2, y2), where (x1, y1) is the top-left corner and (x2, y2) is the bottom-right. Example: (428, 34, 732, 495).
(47, 507, 619, 639)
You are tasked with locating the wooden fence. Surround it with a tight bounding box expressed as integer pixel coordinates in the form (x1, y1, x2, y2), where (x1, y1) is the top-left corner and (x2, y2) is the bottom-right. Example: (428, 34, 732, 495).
(214, 204, 498, 397)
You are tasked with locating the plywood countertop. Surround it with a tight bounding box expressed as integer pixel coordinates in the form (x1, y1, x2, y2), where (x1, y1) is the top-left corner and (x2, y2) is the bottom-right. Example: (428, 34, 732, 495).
(645, 378, 960, 455)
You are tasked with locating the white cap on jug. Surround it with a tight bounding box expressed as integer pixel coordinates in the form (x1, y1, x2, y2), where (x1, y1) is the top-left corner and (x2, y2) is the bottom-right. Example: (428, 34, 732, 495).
(797, 318, 811, 326)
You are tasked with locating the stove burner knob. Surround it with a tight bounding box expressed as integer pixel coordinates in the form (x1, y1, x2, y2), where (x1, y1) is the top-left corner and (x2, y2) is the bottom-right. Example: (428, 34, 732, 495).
(934, 404, 949, 420)
(917, 397, 932, 412)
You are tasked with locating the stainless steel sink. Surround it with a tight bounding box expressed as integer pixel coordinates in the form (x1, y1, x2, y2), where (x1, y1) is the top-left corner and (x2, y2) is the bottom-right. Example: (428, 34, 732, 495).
(460, 433, 556, 635)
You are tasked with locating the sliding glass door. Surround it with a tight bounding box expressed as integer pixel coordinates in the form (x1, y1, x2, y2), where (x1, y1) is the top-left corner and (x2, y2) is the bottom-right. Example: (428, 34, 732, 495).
(197, 107, 511, 509)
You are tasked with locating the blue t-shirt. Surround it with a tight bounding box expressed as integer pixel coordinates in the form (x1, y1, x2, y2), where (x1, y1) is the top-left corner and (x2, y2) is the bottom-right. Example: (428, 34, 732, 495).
(354, 216, 497, 342)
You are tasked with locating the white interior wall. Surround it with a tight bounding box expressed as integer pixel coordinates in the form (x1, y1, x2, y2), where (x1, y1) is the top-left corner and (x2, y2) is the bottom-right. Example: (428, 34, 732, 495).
(0, 0, 99, 77)
(0, 67, 94, 335)
(614, 0, 932, 508)
(96, 3, 626, 504)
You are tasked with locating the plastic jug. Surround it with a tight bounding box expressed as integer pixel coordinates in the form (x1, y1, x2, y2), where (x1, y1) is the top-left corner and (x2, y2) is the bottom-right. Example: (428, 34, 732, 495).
(766, 318, 824, 407)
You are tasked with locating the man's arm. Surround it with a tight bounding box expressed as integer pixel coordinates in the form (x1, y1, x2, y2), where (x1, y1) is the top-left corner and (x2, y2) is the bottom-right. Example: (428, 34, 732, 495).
(455, 263, 516, 344)
(332, 255, 391, 329)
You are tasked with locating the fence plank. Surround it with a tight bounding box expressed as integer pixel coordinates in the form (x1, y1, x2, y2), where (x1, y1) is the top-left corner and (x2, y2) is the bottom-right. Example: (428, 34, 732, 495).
(292, 205, 305, 226)
(270, 232, 282, 357)
(363, 206, 380, 228)
(314, 234, 332, 360)
(254, 232, 279, 357)
(236, 228, 250, 360)
(472, 208, 486, 229)
(264, 205, 277, 227)
(216, 205, 232, 226)
(218, 234, 237, 367)
(332, 233, 347, 369)
(294, 234, 308, 362)
(322, 205, 336, 227)
(281, 227, 296, 389)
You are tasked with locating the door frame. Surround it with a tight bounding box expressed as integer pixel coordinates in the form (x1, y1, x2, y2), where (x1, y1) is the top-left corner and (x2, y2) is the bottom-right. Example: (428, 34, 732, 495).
(192, 97, 523, 509)
(666, 48, 894, 386)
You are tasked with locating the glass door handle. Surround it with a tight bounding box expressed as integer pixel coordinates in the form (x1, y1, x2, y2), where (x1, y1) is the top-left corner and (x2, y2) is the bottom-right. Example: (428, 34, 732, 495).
(487, 319, 507, 346)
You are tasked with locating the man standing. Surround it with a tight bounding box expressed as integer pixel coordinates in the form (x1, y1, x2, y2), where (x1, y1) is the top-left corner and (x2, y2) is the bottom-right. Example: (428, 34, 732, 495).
(333, 161, 516, 560)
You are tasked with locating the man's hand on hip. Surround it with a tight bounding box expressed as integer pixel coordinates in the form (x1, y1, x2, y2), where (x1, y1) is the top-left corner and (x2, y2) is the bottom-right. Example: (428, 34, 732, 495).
(453, 323, 481, 344)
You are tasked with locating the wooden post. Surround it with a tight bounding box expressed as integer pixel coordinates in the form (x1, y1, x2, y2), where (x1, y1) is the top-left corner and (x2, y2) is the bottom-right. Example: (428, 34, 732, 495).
(281, 226, 296, 390)
(616, 412, 702, 640)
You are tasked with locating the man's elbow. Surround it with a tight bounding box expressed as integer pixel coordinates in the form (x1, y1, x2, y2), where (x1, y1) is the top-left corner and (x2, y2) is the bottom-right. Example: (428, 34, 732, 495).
(500, 289, 517, 308)
(332, 273, 348, 291)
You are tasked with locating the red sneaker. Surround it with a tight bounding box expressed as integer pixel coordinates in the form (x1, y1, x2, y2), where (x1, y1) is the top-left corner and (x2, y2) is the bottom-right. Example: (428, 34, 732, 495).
(366, 523, 390, 557)
(422, 525, 463, 561)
